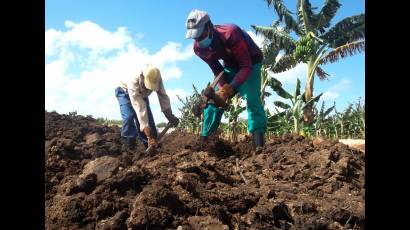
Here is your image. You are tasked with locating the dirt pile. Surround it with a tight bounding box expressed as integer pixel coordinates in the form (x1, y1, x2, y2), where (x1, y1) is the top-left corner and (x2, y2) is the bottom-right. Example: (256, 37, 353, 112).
(45, 111, 365, 229)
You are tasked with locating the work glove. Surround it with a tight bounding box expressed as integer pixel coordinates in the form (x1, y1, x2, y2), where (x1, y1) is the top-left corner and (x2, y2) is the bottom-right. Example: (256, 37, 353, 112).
(214, 84, 235, 108)
(163, 108, 179, 127)
(143, 127, 158, 148)
(192, 102, 203, 118)
(203, 86, 215, 98)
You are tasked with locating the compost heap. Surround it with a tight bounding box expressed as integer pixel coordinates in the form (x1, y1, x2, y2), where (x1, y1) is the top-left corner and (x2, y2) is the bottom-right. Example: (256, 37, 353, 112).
(45, 111, 365, 230)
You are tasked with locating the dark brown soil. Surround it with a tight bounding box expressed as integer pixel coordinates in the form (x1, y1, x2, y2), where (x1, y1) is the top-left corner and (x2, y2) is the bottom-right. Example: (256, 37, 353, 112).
(45, 111, 365, 229)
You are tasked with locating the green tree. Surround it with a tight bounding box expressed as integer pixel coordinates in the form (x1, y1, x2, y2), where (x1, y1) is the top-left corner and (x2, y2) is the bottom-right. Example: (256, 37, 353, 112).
(225, 95, 246, 142)
(252, 0, 364, 123)
(269, 77, 322, 133)
(176, 85, 202, 134)
(156, 122, 167, 128)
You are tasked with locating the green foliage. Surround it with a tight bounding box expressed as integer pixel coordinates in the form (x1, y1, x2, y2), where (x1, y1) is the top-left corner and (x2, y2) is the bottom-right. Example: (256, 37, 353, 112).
(176, 84, 202, 134)
(224, 95, 246, 142)
(294, 33, 319, 62)
(254, 0, 365, 123)
(156, 122, 167, 128)
(96, 117, 122, 127)
(269, 77, 323, 133)
(266, 94, 364, 139)
(327, 98, 365, 139)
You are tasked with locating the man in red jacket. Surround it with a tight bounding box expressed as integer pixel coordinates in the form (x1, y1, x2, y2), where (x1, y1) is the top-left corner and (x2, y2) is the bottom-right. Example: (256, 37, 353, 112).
(185, 9, 267, 152)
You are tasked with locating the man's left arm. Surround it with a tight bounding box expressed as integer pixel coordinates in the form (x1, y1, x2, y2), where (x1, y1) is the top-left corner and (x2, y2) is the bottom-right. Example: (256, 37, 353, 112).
(157, 80, 179, 127)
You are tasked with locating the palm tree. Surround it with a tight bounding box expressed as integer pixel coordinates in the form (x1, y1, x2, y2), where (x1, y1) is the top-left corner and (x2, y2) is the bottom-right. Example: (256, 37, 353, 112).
(252, 0, 365, 123)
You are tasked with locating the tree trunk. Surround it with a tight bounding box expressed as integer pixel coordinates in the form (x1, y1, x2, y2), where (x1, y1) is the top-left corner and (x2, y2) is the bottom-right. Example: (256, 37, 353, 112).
(304, 60, 315, 124)
(232, 120, 238, 142)
(294, 117, 300, 134)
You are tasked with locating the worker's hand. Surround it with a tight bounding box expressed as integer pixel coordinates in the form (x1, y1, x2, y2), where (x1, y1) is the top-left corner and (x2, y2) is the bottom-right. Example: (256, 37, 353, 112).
(163, 108, 179, 127)
(216, 84, 235, 101)
(143, 127, 158, 148)
(192, 103, 202, 118)
(169, 116, 179, 127)
(147, 136, 158, 148)
(203, 86, 215, 98)
(214, 84, 235, 107)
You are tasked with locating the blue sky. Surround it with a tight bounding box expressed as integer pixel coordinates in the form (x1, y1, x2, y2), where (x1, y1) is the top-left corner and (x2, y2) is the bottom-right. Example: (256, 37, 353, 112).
(45, 0, 365, 123)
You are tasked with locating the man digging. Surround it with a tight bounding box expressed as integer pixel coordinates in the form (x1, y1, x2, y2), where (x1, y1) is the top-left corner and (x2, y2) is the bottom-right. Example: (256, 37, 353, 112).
(115, 64, 179, 151)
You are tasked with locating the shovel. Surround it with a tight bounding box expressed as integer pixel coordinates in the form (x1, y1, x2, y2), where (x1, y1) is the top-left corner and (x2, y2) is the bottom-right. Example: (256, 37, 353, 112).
(145, 122, 173, 154)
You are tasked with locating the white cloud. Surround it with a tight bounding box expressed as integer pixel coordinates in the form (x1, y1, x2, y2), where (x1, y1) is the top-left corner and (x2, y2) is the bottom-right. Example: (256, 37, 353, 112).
(166, 88, 190, 101)
(332, 78, 352, 91)
(321, 91, 339, 101)
(270, 63, 307, 84)
(62, 20, 131, 51)
(64, 20, 75, 28)
(45, 28, 63, 56)
(161, 66, 183, 80)
(151, 42, 193, 66)
(45, 20, 195, 122)
(321, 78, 352, 101)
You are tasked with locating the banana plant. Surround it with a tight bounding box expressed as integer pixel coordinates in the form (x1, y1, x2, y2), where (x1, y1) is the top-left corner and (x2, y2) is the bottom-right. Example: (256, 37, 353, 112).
(312, 101, 335, 137)
(260, 66, 272, 105)
(177, 84, 202, 135)
(225, 95, 246, 142)
(253, 0, 365, 123)
(333, 104, 352, 138)
(355, 98, 365, 138)
(267, 108, 293, 136)
(269, 77, 322, 133)
(318, 98, 364, 139)
(333, 98, 365, 139)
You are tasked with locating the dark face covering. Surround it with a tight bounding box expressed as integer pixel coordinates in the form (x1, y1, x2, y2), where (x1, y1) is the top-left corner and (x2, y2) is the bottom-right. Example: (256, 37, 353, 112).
(197, 25, 214, 48)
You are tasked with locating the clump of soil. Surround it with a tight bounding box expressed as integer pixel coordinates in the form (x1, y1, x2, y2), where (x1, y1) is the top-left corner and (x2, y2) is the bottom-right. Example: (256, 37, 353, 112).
(45, 111, 365, 229)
